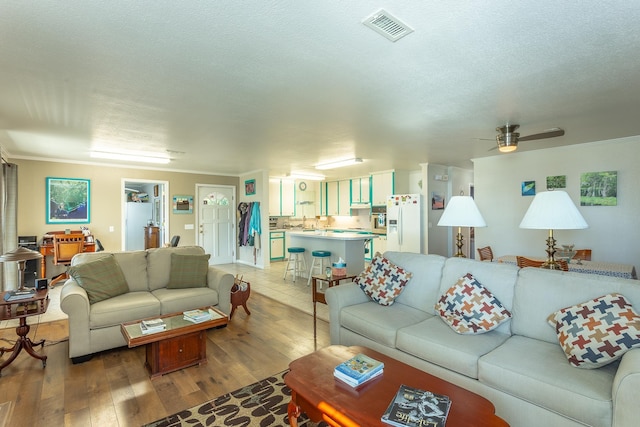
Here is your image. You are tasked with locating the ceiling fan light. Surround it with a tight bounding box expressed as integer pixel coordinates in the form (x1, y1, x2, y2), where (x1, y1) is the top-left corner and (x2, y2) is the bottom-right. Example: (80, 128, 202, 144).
(497, 133, 519, 153)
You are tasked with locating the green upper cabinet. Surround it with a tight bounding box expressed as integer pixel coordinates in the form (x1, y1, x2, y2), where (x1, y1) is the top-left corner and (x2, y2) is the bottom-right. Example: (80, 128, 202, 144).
(371, 171, 394, 205)
(269, 178, 295, 216)
(338, 179, 351, 216)
(351, 176, 370, 205)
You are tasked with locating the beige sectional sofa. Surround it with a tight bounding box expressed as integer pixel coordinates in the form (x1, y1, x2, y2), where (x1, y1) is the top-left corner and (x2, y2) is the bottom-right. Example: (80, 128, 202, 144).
(60, 246, 234, 362)
(326, 251, 640, 427)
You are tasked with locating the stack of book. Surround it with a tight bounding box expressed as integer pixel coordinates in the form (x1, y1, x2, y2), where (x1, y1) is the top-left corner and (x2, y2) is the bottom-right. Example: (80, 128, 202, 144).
(333, 353, 384, 388)
(183, 309, 214, 323)
(140, 318, 166, 335)
(381, 384, 451, 427)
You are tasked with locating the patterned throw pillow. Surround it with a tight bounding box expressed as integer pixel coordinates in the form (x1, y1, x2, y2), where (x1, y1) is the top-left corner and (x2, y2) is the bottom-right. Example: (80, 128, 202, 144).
(547, 293, 640, 369)
(68, 254, 129, 304)
(167, 253, 211, 289)
(354, 252, 413, 306)
(435, 273, 511, 334)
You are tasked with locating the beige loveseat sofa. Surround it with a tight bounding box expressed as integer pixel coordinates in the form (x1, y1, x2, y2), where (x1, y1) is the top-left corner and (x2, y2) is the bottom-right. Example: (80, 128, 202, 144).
(326, 251, 640, 427)
(60, 246, 234, 362)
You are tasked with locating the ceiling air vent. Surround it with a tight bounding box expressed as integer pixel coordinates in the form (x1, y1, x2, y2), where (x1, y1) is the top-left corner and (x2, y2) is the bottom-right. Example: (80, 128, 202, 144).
(362, 9, 414, 42)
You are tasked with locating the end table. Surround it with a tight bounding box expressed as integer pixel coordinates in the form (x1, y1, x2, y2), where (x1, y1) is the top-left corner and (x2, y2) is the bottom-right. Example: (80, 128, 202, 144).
(311, 274, 356, 341)
(0, 289, 49, 376)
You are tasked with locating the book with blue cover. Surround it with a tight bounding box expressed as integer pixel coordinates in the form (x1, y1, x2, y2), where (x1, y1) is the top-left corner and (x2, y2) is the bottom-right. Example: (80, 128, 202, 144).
(333, 353, 384, 387)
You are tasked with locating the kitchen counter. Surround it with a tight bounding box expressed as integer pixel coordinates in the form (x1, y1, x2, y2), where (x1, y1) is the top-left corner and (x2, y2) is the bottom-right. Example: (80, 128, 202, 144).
(288, 231, 377, 276)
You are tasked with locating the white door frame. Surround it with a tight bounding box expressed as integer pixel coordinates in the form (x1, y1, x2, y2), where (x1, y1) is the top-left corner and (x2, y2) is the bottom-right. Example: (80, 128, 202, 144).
(121, 178, 170, 251)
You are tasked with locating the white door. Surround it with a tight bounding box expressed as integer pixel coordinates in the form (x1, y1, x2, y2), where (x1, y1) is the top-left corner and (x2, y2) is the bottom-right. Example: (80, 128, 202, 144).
(197, 185, 235, 264)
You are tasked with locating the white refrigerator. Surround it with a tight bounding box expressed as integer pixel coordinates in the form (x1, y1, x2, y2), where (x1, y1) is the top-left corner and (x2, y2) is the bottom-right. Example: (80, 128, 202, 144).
(126, 202, 153, 251)
(386, 194, 422, 253)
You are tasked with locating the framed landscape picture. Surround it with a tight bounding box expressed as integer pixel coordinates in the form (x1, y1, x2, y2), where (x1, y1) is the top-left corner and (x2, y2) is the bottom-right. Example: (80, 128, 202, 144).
(173, 195, 193, 214)
(46, 177, 91, 224)
(521, 181, 536, 196)
(581, 171, 617, 206)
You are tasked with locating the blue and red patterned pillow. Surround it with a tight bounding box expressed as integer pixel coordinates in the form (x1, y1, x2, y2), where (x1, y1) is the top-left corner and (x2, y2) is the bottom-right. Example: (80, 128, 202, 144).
(354, 252, 413, 306)
(547, 293, 640, 369)
(435, 273, 511, 334)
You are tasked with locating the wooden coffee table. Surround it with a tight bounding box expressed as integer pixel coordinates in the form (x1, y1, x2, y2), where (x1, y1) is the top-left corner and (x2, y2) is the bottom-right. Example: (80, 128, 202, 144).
(121, 307, 228, 378)
(285, 345, 509, 427)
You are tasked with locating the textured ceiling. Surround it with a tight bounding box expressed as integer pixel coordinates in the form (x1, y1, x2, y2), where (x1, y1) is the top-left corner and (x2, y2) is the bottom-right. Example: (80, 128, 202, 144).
(1, 1, 640, 179)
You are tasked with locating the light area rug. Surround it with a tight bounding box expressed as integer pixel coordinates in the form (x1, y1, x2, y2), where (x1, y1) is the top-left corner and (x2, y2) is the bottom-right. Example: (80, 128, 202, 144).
(0, 286, 67, 329)
(143, 370, 328, 427)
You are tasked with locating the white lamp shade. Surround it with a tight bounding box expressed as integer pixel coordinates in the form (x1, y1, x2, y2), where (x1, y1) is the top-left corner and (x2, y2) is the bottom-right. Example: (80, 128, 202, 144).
(519, 190, 588, 230)
(437, 196, 487, 227)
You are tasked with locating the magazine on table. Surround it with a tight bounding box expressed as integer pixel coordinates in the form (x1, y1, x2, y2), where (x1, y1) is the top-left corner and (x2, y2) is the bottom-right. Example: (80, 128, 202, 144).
(140, 318, 166, 334)
(381, 384, 451, 427)
(334, 366, 383, 388)
(183, 309, 214, 323)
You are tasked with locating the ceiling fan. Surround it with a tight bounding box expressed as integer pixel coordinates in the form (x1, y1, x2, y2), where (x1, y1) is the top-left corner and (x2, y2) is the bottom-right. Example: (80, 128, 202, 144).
(492, 124, 565, 153)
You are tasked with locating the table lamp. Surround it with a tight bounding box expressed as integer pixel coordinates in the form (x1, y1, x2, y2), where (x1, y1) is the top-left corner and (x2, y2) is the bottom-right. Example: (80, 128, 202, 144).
(519, 190, 588, 270)
(0, 246, 44, 291)
(437, 196, 487, 257)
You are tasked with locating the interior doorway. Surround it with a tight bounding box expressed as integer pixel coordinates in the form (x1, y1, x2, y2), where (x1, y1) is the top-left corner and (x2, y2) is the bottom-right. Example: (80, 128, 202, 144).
(196, 184, 235, 264)
(121, 179, 169, 251)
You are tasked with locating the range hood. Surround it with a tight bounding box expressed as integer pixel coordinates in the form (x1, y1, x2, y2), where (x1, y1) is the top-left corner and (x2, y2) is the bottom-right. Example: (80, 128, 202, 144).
(350, 203, 371, 209)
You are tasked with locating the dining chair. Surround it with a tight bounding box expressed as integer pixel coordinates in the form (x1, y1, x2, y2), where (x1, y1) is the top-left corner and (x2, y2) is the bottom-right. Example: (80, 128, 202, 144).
(516, 256, 568, 271)
(573, 249, 592, 261)
(477, 246, 494, 261)
(50, 233, 85, 287)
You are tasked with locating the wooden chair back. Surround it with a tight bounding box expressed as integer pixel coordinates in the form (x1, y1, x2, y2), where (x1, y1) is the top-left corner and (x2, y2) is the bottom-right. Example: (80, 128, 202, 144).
(516, 256, 568, 271)
(53, 233, 85, 265)
(477, 246, 494, 261)
(574, 249, 592, 261)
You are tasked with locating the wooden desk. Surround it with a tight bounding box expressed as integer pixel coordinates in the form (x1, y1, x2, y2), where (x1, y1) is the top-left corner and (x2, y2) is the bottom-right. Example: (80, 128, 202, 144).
(38, 232, 95, 278)
(0, 289, 49, 376)
(312, 274, 356, 341)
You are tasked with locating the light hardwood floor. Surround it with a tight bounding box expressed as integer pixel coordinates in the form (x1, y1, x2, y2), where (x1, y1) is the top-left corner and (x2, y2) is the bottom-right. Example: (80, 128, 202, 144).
(0, 261, 331, 427)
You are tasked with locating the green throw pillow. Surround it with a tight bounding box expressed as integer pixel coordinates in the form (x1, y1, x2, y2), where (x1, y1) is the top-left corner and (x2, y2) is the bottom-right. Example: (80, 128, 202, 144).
(68, 255, 129, 304)
(167, 253, 211, 289)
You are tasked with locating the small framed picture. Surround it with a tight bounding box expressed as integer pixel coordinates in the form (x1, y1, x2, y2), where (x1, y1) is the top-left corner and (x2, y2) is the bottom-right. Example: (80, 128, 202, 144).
(521, 181, 536, 196)
(153, 185, 159, 197)
(172, 195, 193, 214)
(245, 179, 256, 195)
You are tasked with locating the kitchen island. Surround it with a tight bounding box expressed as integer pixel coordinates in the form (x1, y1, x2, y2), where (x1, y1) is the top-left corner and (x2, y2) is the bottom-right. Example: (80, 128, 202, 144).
(287, 231, 377, 277)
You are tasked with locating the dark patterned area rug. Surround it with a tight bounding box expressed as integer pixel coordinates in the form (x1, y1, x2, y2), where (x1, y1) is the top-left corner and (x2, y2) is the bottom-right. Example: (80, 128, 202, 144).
(143, 370, 328, 427)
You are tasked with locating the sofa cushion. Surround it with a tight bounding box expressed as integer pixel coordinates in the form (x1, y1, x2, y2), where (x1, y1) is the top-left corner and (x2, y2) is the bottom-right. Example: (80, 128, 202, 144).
(147, 246, 207, 290)
(89, 291, 161, 328)
(68, 254, 129, 304)
(354, 252, 412, 306)
(435, 273, 511, 334)
(167, 253, 211, 289)
(439, 257, 519, 335)
(397, 317, 510, 379)
(340, 302, 431, 347)
(546, 293, 640, 369)
(153, 287, 220, 314)
(479, 335, 615, 427)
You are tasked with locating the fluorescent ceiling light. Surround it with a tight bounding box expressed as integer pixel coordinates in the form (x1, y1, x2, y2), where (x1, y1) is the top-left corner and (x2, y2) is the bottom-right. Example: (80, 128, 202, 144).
(315, 158, 363, 170)
(287, 173, 326, 181)
(90, 151, 171, 164)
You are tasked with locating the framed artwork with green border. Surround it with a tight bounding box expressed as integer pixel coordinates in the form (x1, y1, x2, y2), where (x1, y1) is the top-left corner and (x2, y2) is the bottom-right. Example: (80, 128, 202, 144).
(521, 181, 536, 196)
(173, 195, 193, 214)
(46, 177, 91, 224)
(245, 179, 256, 195)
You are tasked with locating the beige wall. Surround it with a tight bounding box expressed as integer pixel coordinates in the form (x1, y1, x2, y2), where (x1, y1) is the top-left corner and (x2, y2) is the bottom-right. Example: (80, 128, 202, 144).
(13, 159, 238, 254)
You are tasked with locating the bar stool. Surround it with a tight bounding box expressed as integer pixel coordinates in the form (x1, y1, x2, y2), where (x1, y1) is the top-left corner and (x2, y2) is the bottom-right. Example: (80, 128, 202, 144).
(283, 247, 307, 282)
(307, 250, 332, 286)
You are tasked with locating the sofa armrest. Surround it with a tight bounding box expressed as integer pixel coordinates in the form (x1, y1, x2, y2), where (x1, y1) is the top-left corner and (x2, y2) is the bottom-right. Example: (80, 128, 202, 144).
(325, 283, 370, 344)
(60, 280, 92, 358)
(207, 266, 234, 316)
(612, 348, 640, 427)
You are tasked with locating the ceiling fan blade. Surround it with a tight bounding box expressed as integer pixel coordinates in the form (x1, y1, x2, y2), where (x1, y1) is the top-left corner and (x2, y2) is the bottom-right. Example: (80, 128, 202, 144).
(518, 128, 565, 142)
